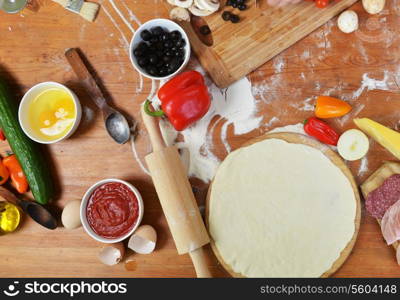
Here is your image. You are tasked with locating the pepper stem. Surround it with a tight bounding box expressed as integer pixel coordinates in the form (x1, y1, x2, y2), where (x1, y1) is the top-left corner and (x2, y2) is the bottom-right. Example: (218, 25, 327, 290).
(144, 100, 165, 117)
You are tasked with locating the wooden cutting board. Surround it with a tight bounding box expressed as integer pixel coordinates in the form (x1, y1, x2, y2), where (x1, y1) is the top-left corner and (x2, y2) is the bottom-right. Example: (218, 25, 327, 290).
(206, 132, 361, 277)
(361, 161, 400, 252)
(165, 0, 358, 88)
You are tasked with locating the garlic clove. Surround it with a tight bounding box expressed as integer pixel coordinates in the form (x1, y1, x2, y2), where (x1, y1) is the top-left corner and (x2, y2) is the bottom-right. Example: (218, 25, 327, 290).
(98, 242, 125, 266)
(128, 225, 157, 254)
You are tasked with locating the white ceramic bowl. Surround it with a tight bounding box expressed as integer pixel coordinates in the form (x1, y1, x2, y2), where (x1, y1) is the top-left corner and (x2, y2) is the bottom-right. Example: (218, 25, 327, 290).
(80, 178, 144, 244)
(129, 18, 191, 81)
(18, 82, 82, 144)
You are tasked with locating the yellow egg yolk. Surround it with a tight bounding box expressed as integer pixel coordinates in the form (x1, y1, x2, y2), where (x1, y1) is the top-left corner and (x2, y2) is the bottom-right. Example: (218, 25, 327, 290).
(28, 88, 76, 141)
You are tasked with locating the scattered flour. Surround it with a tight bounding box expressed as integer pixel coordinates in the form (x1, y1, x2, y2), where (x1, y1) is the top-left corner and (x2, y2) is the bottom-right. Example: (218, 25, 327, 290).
(273, 57, 285, 73)
(291, 97, 314, 112)
(131, 135, 151, 176)
(109, 0, 135, 33)
(350, 71, 390, 99)
(264, 117, 279, 129)
(156, 72, 263, 182)
(102, 6, 130, 49)
(121, 0, 142, 25)
(358, 156, 369, 177)
(269, 123, 306, 135)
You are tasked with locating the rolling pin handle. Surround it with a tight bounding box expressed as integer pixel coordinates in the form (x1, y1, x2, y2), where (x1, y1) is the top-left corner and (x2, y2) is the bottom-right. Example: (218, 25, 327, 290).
(189, 247, 212, 278)
(141, 102, 166, 152)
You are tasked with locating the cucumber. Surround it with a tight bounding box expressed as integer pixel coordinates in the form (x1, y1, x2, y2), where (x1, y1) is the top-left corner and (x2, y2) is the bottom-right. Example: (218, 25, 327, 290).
(0, 78, 54, 204)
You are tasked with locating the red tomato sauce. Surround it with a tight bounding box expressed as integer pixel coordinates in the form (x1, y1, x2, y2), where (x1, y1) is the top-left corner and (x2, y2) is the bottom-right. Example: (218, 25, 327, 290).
(86, 182, 139, 239)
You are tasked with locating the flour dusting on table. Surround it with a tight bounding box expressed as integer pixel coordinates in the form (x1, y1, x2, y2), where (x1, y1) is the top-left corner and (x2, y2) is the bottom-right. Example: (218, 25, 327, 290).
(350, 71, 390, 100)
(156, 66, 263, 182)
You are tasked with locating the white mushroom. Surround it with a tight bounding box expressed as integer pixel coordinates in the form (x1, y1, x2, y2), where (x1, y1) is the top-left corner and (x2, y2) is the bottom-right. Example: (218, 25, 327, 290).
(362, 0, 385, 14)
(170, 7, 191, 22)
(188, 4, 214, 16)
(167, 0, 176, 5)
(98, 242, 125, 266)
(195, 0, 220, 12)
(128, 225, 157, 254)
(175, 0, 194, 8)
(337, 10, 359, 34)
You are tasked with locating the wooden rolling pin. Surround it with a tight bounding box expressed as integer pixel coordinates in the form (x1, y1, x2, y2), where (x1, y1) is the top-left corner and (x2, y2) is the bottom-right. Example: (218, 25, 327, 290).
(141, 103, 211, 278)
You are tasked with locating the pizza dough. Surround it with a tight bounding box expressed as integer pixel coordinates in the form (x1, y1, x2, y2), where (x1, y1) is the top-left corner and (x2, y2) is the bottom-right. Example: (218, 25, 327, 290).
(208, 138, 357, 277)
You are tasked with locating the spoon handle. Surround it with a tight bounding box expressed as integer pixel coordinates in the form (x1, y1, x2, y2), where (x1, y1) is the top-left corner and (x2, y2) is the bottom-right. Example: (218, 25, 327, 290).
(65, 48, 107, 110)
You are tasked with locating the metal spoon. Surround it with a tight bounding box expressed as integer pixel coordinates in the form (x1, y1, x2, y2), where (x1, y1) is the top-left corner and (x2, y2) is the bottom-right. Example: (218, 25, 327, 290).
(65, 48, 131, 144)
(0, 187, 57, 230)
(17, 199, 57, 230)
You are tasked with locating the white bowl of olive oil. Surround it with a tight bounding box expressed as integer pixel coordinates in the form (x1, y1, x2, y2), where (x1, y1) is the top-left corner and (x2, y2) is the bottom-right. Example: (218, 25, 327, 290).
(18, 82, 82, 144)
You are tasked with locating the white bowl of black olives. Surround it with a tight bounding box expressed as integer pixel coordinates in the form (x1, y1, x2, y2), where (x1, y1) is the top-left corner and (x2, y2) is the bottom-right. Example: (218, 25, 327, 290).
(130, 18, 191, 80)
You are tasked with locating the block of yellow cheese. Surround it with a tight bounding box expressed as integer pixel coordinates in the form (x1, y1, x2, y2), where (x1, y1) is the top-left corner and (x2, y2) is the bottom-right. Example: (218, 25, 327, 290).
(354, 118, 400, 160)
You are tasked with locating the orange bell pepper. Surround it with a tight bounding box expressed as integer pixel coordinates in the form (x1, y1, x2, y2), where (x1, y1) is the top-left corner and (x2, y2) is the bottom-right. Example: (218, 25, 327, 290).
(3, 154, 28, 194)
(315, 96, 352, 118)
(0, 159, 9, 185)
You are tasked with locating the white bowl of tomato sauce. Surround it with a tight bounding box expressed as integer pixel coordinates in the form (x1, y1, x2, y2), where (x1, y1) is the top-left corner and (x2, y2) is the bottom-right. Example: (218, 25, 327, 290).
(80, 179, 144, 243)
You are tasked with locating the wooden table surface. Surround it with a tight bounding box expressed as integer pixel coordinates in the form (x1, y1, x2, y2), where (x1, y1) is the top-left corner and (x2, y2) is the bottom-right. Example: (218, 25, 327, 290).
(1, 0, 400, 278)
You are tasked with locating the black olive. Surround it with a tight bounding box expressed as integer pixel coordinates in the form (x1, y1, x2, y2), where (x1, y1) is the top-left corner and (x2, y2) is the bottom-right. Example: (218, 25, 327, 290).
(138, 57, 149, 68)
(170, 30, 182, 41)
(161, 32, 170, 41)
(137, 42, 148, 50)
(163, 55, 172, 63)
(148, 44, 158, 53)
(175, 49, 184, 58)
(161, 66, 169, 75)
(156, 60, 164, 68)
(148, 66, 158, 76)
(236, 0, 245, 4)
(150, 36, 159, 44)
(232, 2, 238, 8)
(151, 26, 164, 36)
(155, 41, 164, 50)
(238, 4, 247, 10)
(156, 50, 164, 57)
(175, 38, 186, 48)
(133, 48, 144, 57)
(199, 25, 211, 35)
(230, 14, 240, 23)
(164, 40, 173, 48)
(159, 68, 167, 76)
(164, 50, 173, 57)
(140, 30, 152, 41)
(149, 54, 158, 65)
(226, 0, 233, 6)
(171, 46, 178, 52)
(222, 11, 231, 21)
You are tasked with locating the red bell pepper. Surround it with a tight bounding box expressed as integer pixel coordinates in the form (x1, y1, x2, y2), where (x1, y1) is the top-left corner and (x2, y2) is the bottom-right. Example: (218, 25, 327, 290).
(0, 130, 5, 141)
(304, 117, 339, 146)
(145, 71, 211, 131)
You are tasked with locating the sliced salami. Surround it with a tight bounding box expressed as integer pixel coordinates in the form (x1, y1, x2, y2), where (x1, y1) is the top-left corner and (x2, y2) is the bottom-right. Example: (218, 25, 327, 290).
(381, 200, 400, 245)
(365, 174, 400, 219)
